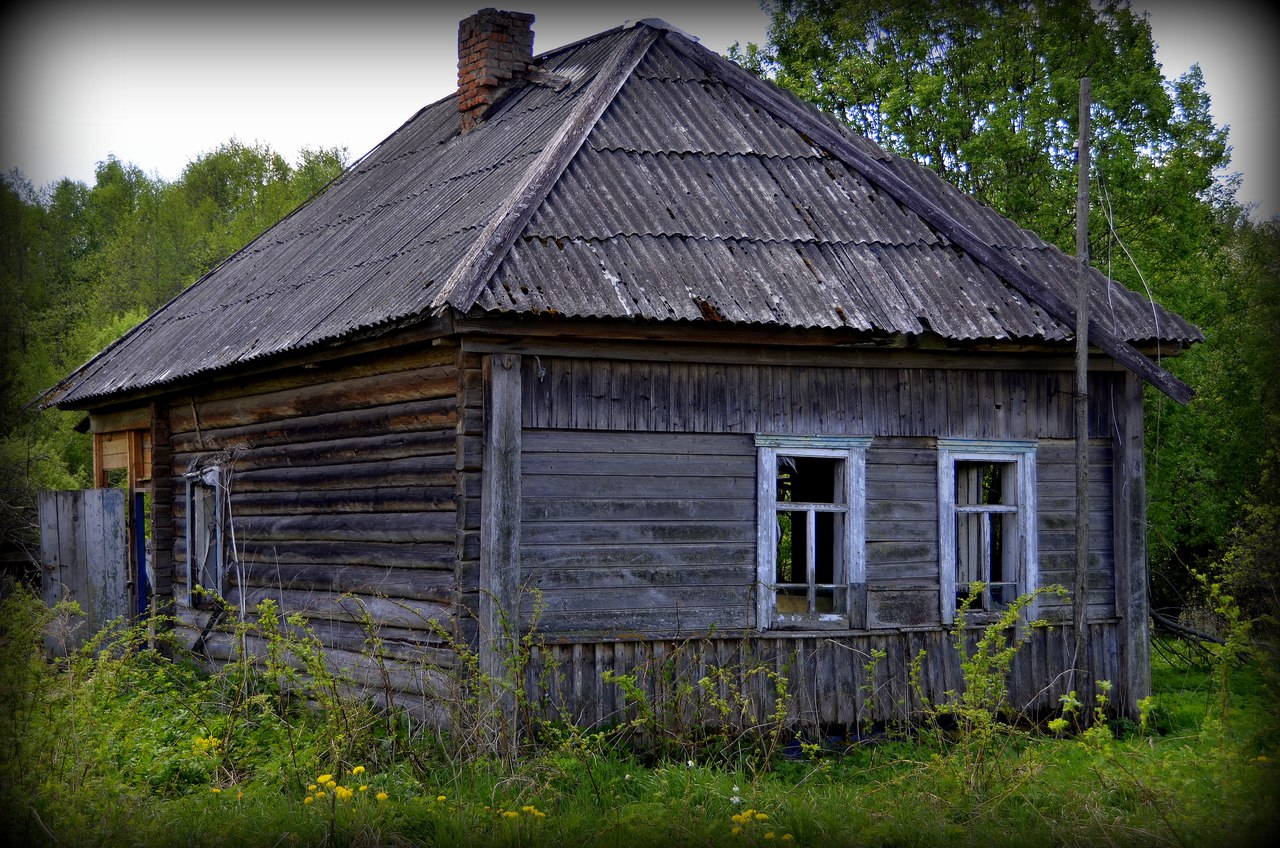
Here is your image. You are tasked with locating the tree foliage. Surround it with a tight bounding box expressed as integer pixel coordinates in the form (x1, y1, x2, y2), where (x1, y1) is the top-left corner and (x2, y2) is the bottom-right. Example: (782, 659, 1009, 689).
(0, 141, 346, 558)
(734, 0, 1276, 614)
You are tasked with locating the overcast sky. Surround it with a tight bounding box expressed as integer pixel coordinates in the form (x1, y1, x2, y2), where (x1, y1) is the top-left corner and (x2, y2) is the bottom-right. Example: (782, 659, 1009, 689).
(2, 0, 1276, 219)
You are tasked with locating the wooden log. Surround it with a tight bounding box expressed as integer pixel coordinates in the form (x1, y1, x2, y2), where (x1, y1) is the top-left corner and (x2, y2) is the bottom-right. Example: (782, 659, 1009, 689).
(235, 561, 457, 602)
(227, 511, 455, 544)
(225, 456, 455, 492)
(222, 585, 452, 632)
(180, 539, 455, 569)
(178, 343, 456, 406)
(171, 429, 456, 474)
(170, 397, 456, 453)
(223, 487, 455, 515)
(170, 367, 458, 433)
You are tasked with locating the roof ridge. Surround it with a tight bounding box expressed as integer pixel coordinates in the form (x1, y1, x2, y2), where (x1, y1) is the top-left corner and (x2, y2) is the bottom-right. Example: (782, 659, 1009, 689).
(428, 24, 662, 314)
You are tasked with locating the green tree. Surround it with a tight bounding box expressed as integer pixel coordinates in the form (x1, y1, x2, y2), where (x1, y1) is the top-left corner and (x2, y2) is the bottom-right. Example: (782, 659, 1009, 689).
(1, 142, 347, 558)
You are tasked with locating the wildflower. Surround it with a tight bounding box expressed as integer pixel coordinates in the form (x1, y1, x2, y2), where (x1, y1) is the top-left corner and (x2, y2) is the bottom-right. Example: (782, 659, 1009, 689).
(317, 774, 333, 784)
(315, 791, 327, 800)
(308, 784, 317, 791)
(624, 773, 631, 780)
(732, 826, 742, 835)
(782, 835, 794, 842)
(730, 795, 742, 805)
(359, 785, 369, 792)
(755, 813, 769, 822)
(326, 779, 337, 789)
(303, 796, 314, 805)
(210, 787, 222, 794)
(351, 765, 366, 775)
(376, 792, 388, 802)
(765, 834, 776, 841)
(732, 784, 740, 793)
(503, 810, 519, 819)
(687, 760, 695, 768)
(437, 795, 447, 802)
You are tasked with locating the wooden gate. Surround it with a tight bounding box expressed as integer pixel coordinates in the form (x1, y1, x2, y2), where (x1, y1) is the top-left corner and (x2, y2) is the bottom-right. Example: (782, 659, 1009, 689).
(38, 489, 129, 651)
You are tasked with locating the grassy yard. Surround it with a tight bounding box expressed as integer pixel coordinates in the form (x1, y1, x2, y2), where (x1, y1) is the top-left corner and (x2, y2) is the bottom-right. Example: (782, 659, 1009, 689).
(1, 586, 1276, 848)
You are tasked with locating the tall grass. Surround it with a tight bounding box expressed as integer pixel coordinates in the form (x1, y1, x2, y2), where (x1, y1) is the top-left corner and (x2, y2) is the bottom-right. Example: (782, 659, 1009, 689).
(1, 581, 1276, 847)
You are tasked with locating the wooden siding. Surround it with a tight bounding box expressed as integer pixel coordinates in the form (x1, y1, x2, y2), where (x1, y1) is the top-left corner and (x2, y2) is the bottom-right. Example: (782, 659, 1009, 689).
(521, 356, 1119, 439)
(515, 429, 1115, 636)
(519, 430, 757, 635)
(522, 622, 1119, 730)
(167, 341, 462, 664)
(511, 355, 1123, 632)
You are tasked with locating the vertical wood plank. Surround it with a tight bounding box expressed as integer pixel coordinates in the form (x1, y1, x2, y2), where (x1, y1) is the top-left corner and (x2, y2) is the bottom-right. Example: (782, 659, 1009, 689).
(1113, 371, 1150, 717)
(479, 353, 522, 743)
(38, 491, 63, 609)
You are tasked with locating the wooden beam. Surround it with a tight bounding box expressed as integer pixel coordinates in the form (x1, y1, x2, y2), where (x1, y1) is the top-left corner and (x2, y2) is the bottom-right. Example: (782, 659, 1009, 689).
(1113, 371, 1151, 717)
(89, 406, 151, 434)
(478, 352, 523, 747)
(663, 34, 1194, 405)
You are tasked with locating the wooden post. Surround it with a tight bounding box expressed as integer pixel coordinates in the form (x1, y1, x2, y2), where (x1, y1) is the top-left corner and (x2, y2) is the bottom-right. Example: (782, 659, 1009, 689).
(479, 353, 522, 749)
(1072, 78, 1092, 692)
(1114, 371, 1151, 716)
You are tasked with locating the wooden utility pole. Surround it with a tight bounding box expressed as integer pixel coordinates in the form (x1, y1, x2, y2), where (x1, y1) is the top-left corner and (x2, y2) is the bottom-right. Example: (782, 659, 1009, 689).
(1073, 78, 1092, 689)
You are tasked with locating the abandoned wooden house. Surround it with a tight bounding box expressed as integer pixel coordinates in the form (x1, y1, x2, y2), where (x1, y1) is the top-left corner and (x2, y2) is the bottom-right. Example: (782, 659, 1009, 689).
(41, 9, 1201, 728)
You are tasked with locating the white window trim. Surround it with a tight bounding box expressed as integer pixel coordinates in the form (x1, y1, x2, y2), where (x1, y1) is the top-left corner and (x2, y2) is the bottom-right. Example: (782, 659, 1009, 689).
(937, 439, 1038, 624)
(755, 435, 870, 630)
(184, 465, 225, 608)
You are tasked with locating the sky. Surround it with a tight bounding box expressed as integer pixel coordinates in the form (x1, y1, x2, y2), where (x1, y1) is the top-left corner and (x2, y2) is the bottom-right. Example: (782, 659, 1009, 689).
(1, 0, 1276, 219)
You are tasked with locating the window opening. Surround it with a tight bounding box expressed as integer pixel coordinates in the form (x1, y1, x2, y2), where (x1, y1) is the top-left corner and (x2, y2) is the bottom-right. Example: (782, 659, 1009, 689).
(184, 466, 225, 608)
(954, 460, 1018, 611)
(938, 440, 1037, 624)
(757, 436, 869, 629)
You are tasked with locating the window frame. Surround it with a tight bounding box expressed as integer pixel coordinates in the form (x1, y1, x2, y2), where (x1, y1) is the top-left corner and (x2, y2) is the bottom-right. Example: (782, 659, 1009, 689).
(755, 435, 870, 630)
(184, 465, 226, 609)
(937, 439, 1038, 624)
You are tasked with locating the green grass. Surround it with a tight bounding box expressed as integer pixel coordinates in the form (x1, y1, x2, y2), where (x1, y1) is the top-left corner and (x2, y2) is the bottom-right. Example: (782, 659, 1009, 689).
(1, 586, 1276, 848)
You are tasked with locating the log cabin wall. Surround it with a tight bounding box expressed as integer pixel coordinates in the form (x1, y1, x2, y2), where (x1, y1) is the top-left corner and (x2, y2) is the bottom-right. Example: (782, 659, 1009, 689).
(460, 338, 1145, 725)
(164, 338, 463, 715)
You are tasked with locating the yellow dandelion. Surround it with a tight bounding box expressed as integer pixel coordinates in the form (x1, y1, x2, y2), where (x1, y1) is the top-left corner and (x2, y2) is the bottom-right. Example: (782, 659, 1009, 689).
(315, 791, 327, 800)
(436, 795, 447, 802)
(765, 833, 776, 840)
(732, 826, 742, 835)
(210, 787, 222, 794)
(755, 813, 770, 822)
(326, 780, 337, 789)
(359, 785, 369, 792)
(303, 796, 314, 805)
(503, 811, 518, 819)
(782, 835, 794, 842)
(308, 784, 317, 791)
(522, 805, 535, 813)
(317, 774, 333, 784)
(351, 765, 366, 775)
(376, 792, 388, 802)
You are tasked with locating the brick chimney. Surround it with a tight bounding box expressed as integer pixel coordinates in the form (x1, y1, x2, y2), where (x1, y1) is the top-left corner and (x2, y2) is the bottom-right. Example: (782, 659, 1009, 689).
(458, 8, 535, 132)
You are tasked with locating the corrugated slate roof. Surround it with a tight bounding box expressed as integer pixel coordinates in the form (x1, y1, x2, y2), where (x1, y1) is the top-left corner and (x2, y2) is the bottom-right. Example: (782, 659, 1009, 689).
(46, 19, 1199, 408)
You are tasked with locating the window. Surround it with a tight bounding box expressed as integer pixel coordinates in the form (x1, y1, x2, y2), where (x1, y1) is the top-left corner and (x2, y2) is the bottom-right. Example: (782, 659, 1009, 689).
(756, 436, 869, 629)
(184, 465, 225, 608)
(937, 440, 1037, 623)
